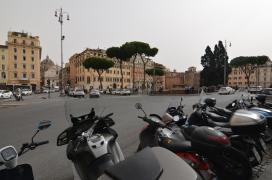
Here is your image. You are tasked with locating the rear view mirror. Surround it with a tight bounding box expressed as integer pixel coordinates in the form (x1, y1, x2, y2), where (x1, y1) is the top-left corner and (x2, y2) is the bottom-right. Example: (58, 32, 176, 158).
(180, 97, 183, 102)
(57, 129, 70, 146)
(135, 103, 142, 110)
(38, 120, 51, 131)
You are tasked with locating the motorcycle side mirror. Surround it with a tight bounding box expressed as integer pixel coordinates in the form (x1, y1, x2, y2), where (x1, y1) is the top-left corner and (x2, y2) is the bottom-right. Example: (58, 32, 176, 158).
(180, 97, 183, 102)
(38, 120, 51, 131)
(135, 103, 143, 110)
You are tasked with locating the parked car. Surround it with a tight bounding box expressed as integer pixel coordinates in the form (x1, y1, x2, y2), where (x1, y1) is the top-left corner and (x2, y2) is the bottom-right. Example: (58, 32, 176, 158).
(120, 89, 131, 96)
(258, 88, 272, 102)
(34, 90, 42, 94)
(43, 89, 49, 93)
(22, 89, 32, 96)
(218, 86, 235, 95)
(89, 89, 100, 98)
(112, 89, 121, 95)
(248, 86, 263, 94)
(0, 90, 13, 99)
(73, 89, 85, 98)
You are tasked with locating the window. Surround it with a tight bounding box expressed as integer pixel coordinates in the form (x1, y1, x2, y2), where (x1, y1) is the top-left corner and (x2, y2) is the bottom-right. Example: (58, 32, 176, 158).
(23, 49, 26, 54)
(31, 41, 34, 46)
(14, 64, 17, 69)
(93, 77, 96, 81)
(31, 50, 34, 55)
(31, 73, 35, 79)
(13, 39, 17, 43)
(31, 64, 34, 70)
(87, 76, 90, 84)
(31, 57, 34, 62)
(14, 73, 17, 78)
(22, 40, 25, 45)
(1, 55, 4, 60)
(23, 64, 26, 69)
(2, 64, 5, 70)
(14, 55, 17, 60)
(14, 48, 17, 53)
(23, 56, 26, 61)
(23, 73, 27, 78)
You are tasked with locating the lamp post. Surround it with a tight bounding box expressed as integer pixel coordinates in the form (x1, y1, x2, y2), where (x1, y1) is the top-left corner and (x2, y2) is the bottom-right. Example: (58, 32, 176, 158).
(224, 40, 231, 86)
(55, 8, 69, 96)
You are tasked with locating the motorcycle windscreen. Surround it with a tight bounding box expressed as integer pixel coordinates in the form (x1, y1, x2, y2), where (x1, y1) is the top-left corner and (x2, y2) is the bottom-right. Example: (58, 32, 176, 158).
(0, 164, 34, 180)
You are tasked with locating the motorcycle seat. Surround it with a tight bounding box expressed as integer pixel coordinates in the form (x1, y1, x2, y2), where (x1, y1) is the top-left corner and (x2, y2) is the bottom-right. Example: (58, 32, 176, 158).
(206, 112, 229, 122)
(207, 119, 230, 128)
(104, 147, 163, 180)
(160, 137, 193, 152)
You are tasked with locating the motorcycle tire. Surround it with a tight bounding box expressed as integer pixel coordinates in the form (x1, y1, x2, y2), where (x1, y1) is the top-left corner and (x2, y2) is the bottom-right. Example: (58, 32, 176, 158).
(213, 146, 252, 180)
(231, 139, 263, 167)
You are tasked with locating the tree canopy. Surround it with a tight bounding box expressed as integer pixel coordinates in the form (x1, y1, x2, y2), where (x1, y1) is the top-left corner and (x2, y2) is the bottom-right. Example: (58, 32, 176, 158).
(83, 57, 114, 70)
(145, 68, 165, 76)
(106, 46, 131, 89)
(83, 57, 114, 90)
(200, 41, 230, 86)
(230, 56, 269, 67)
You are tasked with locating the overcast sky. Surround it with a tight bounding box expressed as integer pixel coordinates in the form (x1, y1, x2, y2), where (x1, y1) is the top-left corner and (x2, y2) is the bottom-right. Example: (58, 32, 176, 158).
(1, 0, 272, 71)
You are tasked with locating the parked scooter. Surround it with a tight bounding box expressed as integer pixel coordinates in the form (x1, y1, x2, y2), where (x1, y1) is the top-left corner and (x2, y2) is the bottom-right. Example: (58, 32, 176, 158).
(57, 108, 201, 180)
(0, 120, 51, 180)
(135, 102, 252, 180)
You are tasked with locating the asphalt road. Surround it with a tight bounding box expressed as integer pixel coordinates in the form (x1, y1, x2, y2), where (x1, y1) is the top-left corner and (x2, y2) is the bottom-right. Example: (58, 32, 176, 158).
(0, 92, 269, 180)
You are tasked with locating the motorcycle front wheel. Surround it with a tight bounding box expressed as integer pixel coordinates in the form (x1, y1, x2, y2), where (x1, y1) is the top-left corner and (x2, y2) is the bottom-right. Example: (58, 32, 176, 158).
(213, 146, 252, 180)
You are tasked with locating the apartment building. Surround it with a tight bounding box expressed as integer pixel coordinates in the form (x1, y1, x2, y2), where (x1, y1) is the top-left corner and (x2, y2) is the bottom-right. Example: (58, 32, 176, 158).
(6, 31, 41, 90)
(0, 45, 8, 87)
(228, 67, 257, 87)
(69, 48, 132, 90)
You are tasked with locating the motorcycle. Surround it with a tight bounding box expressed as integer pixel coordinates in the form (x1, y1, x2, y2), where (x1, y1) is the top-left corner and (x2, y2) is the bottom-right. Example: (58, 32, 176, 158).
(14, 93, 23, 101)
(135, 102, 252, 180)
(0, 120, 51, 180)
(57, 107, 201, 180)
(57, 108, 124, 180)
(188, 100, 266, 167)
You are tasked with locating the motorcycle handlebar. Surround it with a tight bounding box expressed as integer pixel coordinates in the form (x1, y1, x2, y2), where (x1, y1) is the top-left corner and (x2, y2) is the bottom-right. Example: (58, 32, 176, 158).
(104, 113, 114, 119)
(34, 140, 49, 146)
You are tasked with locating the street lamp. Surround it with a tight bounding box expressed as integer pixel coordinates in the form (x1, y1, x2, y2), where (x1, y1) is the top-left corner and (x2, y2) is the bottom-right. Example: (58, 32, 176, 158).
(54, 8, 70, 95)
(224, 40, 231, 86)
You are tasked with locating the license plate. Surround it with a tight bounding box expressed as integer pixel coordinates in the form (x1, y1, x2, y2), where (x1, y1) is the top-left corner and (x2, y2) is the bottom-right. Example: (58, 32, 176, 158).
(260, 138, 267, 152)
(252, 147, 261, 164)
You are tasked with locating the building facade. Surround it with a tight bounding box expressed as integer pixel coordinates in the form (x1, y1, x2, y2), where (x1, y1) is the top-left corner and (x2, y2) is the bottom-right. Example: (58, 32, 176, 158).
(0, 45, 8, 87)
(69, 48, 132, 90)
(228, 67, 257, 87)
(40, 55, 61, 88)
(6, 31, 41, 90)
(133, 55, 153, 90)
(165, 71, 185, 90)
(255, 61, 272, 88)
(184, 67, 200, 89)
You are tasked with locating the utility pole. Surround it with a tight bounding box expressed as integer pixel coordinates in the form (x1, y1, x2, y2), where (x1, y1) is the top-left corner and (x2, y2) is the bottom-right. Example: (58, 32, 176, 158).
(55, 8, 70, 96)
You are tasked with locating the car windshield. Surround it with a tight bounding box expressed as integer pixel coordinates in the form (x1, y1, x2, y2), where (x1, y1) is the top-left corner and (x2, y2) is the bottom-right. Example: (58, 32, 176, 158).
(220, 87, 227, 91)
